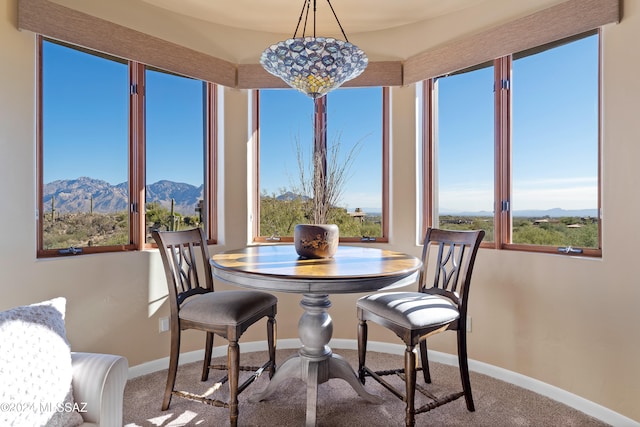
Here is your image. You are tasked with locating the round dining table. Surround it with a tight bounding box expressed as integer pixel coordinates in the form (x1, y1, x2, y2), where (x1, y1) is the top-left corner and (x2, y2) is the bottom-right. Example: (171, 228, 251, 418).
(210, 244, 422, 427)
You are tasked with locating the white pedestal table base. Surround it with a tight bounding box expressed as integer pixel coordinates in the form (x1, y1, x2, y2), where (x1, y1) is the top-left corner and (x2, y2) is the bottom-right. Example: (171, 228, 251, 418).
(249, 293, 382, 426)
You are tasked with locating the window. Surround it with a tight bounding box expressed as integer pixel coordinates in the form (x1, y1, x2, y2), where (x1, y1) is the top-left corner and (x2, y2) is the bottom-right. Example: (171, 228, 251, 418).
(432, 62, 495, 242)
(510, 35, 600, 251)
(255, 87, 388, 242)
(326, 88, 385, 240)
(40, 40, 131, 252)
(37, 38, 217, 257)
(257, 89, 314, 240)
(144, 67, 208, 243)
(423, 31, 601, 256)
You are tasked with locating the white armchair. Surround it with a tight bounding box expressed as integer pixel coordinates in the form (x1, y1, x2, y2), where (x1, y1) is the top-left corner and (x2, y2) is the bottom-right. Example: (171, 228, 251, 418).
(0, 298, 128, 427)
(71, 352, 128, 427)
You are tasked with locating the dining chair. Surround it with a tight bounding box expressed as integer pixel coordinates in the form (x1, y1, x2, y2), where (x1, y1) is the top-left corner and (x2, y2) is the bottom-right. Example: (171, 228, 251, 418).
(153, 228, 277, 427)
(356, 227, 484, 427)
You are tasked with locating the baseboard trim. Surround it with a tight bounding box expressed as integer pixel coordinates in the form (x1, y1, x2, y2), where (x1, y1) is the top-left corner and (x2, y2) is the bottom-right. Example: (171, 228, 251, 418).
(128, 338, 638, 427)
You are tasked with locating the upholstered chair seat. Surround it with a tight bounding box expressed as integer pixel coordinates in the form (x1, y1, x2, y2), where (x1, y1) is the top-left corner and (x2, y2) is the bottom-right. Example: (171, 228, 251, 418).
(179, 291, 277, 326)
(356, 291, 459, 331)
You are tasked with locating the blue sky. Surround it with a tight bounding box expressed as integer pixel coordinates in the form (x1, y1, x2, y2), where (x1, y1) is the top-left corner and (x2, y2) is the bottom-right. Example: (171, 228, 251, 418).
(259, 87, 382, 211)
(437, 34, 598, 212)
(43, 42, 129, 185)
(43, 33, 598, 213)
(43, 42, 206, 188)
(145, 68, 205, 187)
(510, 35, 598, 212)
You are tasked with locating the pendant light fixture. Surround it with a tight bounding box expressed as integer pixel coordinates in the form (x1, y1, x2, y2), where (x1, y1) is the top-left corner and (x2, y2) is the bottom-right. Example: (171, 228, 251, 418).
(260, 0, 368, 99)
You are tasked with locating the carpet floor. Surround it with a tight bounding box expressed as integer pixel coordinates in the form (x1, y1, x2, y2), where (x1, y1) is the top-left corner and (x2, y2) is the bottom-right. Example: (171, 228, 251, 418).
(123, 348, 608, 427)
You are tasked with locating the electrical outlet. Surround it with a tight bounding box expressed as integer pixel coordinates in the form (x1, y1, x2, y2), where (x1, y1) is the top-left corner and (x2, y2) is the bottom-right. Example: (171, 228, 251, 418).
(466, 316, 472, 332)
(159, 317, 170, 333)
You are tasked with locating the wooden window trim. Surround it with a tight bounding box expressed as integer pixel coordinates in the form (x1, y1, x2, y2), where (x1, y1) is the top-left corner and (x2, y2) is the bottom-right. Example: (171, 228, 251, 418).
(251, 90, 262, 241)
(205, 83, 218, 244)
(494, 56, 511, 250)
(36, 35, 44, 255)
(421, 80, 435, 236)
(131, 62, 145, 249)
(381, 86, 390, 242)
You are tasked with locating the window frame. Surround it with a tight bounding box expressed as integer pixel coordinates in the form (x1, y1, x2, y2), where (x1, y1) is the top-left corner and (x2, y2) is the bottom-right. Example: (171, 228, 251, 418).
(36, 36, 218, 258)
(252, 87, 390, 244)
(422, 30, 602, 257)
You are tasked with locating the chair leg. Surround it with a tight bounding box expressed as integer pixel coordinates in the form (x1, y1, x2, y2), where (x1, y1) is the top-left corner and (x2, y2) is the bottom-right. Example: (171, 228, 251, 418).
(162, 327, 180, 411)
(201, 332, 214, 381)
(228, 341, 240, 427)
(419, 340, 431, 384)
(404, 346, 417, 427)
(457, 329, 475, 412)
(357, 319, 368, 384)
(267, 315, 277, 379)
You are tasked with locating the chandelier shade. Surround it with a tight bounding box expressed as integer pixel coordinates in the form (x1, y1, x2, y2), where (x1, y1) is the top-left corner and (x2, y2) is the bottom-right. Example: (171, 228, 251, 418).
(259, 0, 368, 98)
(260, 36, 367, 99)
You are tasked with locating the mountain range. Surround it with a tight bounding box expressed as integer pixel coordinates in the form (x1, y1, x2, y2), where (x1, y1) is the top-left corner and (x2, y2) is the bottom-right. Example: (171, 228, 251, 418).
(440, 208, 598, 218)
(44, 177, 598, 219)
(44, 177, 203, 216)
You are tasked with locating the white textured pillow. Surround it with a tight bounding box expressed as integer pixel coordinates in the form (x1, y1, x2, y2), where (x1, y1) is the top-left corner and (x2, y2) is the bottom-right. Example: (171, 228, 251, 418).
(0, 298, 83, 427)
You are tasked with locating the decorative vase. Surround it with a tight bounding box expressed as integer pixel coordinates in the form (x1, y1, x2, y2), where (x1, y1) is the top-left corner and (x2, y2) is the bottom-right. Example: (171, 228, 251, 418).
(294, 224, 339, 259)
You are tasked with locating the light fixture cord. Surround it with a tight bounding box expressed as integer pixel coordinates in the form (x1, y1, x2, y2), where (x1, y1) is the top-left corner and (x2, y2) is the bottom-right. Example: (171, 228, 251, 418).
(293, 0, 311, 38)
(292, 0, 350, 42)
(326, 0, 349, 42)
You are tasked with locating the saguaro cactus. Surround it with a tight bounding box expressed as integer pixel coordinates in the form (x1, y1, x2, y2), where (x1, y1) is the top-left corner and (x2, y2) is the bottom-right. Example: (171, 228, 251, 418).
(169, 198, 176, 231)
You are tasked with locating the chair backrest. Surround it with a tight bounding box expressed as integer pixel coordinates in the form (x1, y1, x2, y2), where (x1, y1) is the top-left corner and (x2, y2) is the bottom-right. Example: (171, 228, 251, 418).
(418, 228, 485, 312)
(152, 228, 214, 311)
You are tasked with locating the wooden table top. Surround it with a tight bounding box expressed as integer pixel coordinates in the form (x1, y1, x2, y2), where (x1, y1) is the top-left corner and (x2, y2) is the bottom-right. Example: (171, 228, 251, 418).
(210, 245, 422, 294)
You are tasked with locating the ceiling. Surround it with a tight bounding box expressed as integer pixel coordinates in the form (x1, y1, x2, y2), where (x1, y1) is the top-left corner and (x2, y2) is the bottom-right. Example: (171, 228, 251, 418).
(49, 0, 568, 64)
(139, 0, 490, 35)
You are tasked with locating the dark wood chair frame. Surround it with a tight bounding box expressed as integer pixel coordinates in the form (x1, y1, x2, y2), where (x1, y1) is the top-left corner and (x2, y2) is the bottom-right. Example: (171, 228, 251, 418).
(357, 228, 484, 427)
(153, 228, 277, 426)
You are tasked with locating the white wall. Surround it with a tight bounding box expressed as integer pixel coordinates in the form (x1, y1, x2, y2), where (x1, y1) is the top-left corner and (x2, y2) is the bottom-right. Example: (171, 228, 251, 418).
(1, 0, 639, 422)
